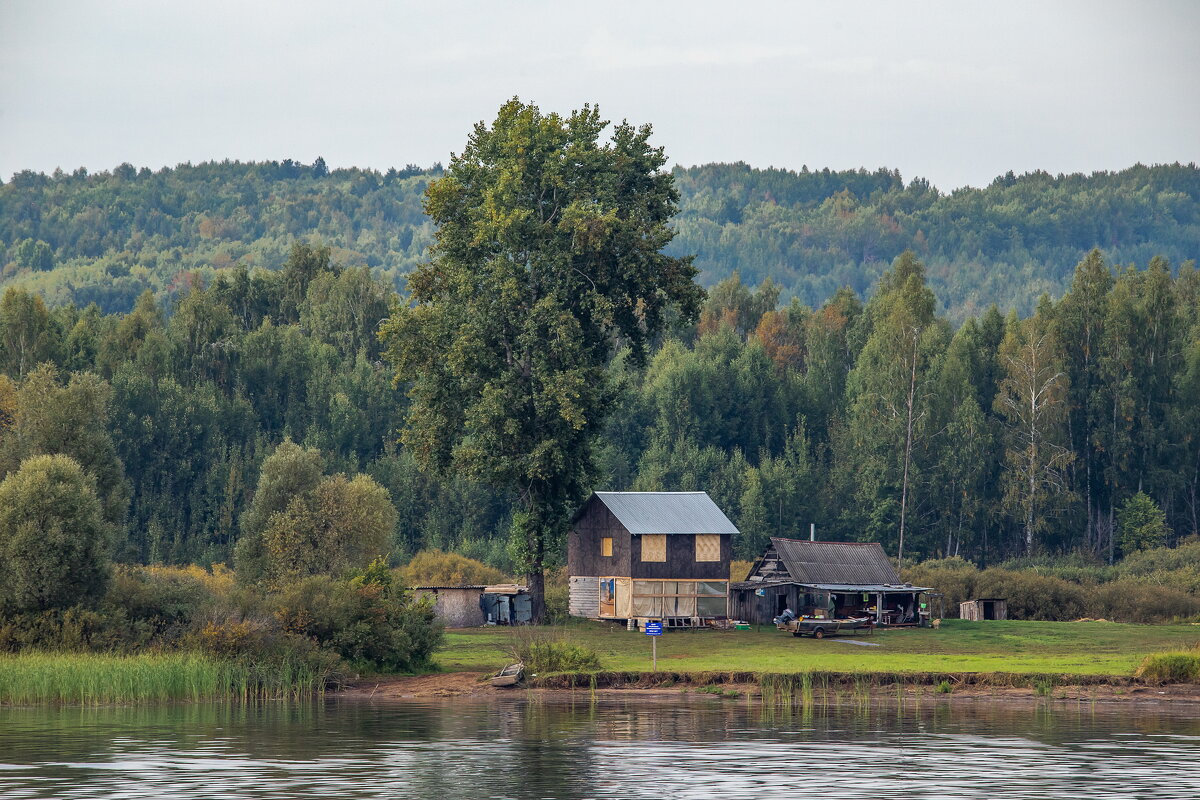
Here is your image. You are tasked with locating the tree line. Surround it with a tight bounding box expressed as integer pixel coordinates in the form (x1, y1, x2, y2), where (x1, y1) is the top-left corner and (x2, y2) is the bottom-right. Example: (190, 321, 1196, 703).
(1, 239, 1197, 572)
(2, 158, 1197, 321)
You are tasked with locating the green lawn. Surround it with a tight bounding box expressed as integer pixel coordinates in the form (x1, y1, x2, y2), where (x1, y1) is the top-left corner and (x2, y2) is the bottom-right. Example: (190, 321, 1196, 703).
(436, 619, 1200, 677)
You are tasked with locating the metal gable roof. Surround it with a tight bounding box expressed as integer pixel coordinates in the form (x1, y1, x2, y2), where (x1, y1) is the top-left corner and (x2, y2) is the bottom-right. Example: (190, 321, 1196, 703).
(768, 538, 900, 585)
(585, 491, 740, 535)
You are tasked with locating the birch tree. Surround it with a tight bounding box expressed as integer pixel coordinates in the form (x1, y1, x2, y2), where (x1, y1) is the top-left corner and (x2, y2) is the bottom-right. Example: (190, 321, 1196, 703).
(995, 309, 1075, 554)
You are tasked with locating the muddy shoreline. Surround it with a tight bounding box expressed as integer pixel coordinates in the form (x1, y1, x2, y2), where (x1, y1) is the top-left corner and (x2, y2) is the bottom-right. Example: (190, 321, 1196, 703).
(341, 671, 1200, 706)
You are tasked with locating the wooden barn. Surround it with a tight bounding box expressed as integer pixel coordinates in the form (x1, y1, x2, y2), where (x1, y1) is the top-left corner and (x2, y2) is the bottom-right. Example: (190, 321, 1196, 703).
(730, 538, 935, 627)
(567, 491, 739, 627)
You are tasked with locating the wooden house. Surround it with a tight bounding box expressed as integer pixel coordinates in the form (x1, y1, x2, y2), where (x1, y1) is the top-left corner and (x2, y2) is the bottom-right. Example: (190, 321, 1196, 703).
(730, 537, 935, 627)
(567, 491, 739, 627)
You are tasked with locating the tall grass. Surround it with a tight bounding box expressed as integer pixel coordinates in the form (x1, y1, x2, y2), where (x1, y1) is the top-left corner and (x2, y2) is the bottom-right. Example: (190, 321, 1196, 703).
(0, 652, 327, 705)
(1135, 650, 1200, 684)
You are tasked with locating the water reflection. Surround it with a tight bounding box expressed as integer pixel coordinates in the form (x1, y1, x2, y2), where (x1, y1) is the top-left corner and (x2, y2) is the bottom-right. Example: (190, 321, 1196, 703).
(0, 696, 1198, 799)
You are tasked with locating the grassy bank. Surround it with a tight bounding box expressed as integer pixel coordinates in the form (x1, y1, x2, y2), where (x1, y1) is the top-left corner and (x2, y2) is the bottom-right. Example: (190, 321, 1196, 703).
(0, 652, 327, 705)
(436, 619, 1200, 678)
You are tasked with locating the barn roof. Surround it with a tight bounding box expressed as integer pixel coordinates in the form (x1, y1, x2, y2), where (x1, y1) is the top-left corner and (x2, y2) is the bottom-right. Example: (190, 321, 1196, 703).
(766, 538, 900, 585)
(577, 491, 740, 535)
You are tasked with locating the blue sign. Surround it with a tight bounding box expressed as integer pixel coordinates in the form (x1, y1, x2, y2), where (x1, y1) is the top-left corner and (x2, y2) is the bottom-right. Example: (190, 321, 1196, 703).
(644, 621, 663, 636)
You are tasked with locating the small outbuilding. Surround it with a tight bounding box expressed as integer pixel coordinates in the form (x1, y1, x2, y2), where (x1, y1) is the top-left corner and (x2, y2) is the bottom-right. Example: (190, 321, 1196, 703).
(730, 537, 935, 627)
(412, 584, 532, 627)
(959, 598, 1007, 621)
(567, 491, 739, 627)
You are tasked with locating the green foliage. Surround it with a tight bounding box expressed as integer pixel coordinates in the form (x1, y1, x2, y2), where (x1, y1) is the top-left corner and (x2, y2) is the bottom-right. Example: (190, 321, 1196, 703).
(380, 99, 703, 617)
(1118, 492, 1169, 554)
(274, 573, 443, 672)
(1135, 649, 1200, 684)
(261, 472, 395, 580)
(0, 455, 111, 613)
(509, 628, 603, 673)
(1089, 581, 1200, 624)
(399, 549, 508, 587)
(236, 439, 395, 582)
(1, 145, 1200, 590)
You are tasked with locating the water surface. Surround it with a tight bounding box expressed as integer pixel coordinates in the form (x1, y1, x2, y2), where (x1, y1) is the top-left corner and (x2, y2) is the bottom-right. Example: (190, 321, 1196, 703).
(1, 696, 1198, 799)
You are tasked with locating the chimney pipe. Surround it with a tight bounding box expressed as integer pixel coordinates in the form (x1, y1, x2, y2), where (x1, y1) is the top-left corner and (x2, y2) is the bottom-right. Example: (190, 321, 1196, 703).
(810, 523, 815, 542)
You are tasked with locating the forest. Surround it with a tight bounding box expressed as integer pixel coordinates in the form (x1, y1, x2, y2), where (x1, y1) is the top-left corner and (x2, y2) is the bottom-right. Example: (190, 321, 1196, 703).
(2, 159, 1198, 321)
(1, 240, 1197, 576)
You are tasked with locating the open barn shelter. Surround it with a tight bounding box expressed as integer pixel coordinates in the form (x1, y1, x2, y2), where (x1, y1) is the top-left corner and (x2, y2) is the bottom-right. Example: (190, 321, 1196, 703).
(567, 491, 738, 627)
(731, 538, 934, 627)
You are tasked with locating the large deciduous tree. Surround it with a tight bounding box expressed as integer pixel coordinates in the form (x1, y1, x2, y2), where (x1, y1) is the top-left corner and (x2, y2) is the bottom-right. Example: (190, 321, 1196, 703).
(380, 99, 703, 619)
(0, 454, 110, 612)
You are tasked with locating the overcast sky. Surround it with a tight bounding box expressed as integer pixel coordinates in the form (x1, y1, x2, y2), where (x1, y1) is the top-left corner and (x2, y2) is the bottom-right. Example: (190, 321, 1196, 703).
(2, 1, 1197, 190)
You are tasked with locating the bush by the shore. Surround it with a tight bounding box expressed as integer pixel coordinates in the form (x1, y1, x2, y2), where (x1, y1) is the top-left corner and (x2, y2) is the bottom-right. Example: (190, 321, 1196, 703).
(903, 544, 1200, 623)
(0, 559, 442, 699)
(1135, 649, 1200, 684)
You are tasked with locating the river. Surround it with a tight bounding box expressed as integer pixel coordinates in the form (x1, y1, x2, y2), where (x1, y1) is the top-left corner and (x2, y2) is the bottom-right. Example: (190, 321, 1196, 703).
(1, 696, 1198, 798)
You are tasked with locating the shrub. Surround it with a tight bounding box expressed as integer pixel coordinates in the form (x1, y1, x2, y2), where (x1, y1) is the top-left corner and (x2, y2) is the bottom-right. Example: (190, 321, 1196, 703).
(1136, 650, 1200, 684)
(0, 606, 134, 652)
(903, 557, 977, 616)
(974, 569, 1087, 620)
(102, 565, 213, 644)
(274, 566, 443, 673)
(1119, 538, 1200, 577)
(399, 549, 508, 587)
(509, 628, 602, 673)
(995, 552, 1115, 585)
(1088, 581, 1200, 623)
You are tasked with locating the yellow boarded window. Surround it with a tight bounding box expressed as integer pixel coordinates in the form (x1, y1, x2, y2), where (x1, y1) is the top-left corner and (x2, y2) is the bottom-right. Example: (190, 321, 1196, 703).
(641, 534, 666, 562)
(601, 537, 613, 557)
(695, 534, 721, 562)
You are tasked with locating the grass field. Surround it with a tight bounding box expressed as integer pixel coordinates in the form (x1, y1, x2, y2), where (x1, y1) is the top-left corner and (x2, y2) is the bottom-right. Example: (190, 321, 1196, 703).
(436, 619, 1200, 678)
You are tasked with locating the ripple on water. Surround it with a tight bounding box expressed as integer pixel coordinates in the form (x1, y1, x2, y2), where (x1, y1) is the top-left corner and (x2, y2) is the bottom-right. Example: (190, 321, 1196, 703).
(0, 699, 1198, 799)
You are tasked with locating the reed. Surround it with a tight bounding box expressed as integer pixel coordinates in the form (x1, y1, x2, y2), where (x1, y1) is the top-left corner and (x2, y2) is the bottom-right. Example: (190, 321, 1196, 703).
(0, 652, 327, 705)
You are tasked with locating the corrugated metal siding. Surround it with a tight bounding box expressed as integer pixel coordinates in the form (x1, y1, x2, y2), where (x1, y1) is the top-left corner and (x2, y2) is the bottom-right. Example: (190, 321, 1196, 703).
(569, 576, 599, 618)
(588, 492, 740, 535)
(770, 538, 900, 585)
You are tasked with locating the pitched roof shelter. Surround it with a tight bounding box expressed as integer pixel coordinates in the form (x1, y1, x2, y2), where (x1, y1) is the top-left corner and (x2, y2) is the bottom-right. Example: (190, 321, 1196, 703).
(751, 537, 901, 587)
(732, 537, 935, 627)
(574, 491, 740, 535)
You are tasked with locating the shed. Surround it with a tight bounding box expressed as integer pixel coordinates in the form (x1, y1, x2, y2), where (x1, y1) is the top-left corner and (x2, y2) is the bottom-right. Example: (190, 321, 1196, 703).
(412, 584, 533, 627)
(730, 538, 935, 627)
(567, 491, 739, 626)
(411, 585, 487, 628)
(959, 598, 1007, 621)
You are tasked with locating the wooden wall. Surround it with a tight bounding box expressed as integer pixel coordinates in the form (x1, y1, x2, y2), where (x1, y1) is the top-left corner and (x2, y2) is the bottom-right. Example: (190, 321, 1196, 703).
(568, 495, 732, 581)
(568, 498, 631, 577)
(629, 532, 730, 580)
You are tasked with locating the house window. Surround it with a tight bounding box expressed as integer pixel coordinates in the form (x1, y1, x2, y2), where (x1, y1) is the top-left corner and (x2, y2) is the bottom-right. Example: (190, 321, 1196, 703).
(695, 534, 720, 562)
(629, 580, 728, 618)
(641, 534, 666, 562)
(601, 537, 613, 557)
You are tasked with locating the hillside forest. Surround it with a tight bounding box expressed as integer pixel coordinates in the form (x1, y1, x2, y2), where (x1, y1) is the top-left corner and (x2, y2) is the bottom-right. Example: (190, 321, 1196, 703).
(1, 236, 1198, 577)
(2, 159, 1198, 321)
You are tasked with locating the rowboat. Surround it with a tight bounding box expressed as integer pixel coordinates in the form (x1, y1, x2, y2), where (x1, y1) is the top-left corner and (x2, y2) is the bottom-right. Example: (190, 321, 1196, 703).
(777, 616, 873, 639)
(491, 663, 525, 687)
